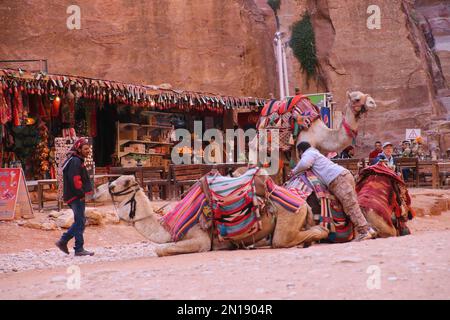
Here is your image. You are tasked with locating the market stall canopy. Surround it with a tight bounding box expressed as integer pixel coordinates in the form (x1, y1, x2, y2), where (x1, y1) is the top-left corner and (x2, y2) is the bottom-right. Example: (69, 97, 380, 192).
(0, 68, 267, 114)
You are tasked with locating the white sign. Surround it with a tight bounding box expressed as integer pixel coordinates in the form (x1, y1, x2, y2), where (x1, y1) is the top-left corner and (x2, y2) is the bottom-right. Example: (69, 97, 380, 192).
(405, 129, 421, 141)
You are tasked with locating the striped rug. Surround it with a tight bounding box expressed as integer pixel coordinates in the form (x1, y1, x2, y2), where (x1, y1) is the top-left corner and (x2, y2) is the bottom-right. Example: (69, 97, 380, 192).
(206, 167, 262, 241)
(160, 182, 207, 242)
(285, 171, 354, 243)
(265, 178, 306, 213)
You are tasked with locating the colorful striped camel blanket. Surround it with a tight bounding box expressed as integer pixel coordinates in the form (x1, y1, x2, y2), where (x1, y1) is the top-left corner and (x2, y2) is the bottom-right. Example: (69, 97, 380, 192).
(257, 95, 321, 151)
(205, 167, 261, 241)
(265, 178, 306, 213)
(356, 163, 415, 235)
(285, 170, 354, 243)
(160, 167, 262, 242)
(160, 182, 208, 241)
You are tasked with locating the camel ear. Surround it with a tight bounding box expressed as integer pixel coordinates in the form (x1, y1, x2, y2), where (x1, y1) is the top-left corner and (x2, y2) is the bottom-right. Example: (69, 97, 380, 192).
(346, 91, 351, 99)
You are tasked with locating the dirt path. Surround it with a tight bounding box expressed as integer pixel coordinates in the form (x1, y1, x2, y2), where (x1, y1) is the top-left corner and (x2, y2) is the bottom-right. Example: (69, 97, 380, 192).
(0, 211, 449, 299)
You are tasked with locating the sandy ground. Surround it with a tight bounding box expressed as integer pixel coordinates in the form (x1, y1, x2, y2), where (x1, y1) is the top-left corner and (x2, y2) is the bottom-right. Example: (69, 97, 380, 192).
(0, 190, 449, 299)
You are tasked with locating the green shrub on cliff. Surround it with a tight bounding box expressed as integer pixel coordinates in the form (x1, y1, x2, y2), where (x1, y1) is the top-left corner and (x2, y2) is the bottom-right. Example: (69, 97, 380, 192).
(289, 13, 318, 82)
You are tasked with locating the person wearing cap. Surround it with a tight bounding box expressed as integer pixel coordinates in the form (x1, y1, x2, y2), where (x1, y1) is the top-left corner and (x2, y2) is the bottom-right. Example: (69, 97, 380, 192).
(292, 142, 377, 241)
(400, 140, 414, 181)
(55, 138, 95, 256)
(371, 142, 399, 173)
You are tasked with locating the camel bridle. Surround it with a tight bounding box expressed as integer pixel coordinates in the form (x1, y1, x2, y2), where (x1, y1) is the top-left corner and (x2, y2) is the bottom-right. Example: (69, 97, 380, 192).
(108, 181, 141, 220)
(350, 94, 369, 119)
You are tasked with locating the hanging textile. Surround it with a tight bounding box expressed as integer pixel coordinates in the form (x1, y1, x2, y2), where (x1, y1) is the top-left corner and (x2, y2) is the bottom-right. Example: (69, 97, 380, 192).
(12, 86, 24, 126)
(0, 84, 11, 124)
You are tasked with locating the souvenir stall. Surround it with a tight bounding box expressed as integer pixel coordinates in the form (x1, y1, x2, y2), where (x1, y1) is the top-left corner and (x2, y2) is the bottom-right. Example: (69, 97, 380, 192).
(0, 68, 267, 178)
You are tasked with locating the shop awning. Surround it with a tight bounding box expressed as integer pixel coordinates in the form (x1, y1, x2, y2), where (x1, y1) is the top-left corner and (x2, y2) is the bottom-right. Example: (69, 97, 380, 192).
(0, 68, 267, 113)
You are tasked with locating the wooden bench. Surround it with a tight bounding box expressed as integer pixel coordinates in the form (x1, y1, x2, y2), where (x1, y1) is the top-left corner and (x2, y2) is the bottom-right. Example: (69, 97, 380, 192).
(36, 179, 59, 211)
(170, 164, 205, 198)
(417, 160, 439, 188)
(142, 166, 171, 201)
(438, 162, 450, 189)
(396, 157, 419, 187)
(332, 158, 364, 177)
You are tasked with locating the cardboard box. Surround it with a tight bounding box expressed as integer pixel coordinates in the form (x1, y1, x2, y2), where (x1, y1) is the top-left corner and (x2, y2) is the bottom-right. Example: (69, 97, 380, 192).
(121, 157, 137, 167)
(130, 144, 146, 153)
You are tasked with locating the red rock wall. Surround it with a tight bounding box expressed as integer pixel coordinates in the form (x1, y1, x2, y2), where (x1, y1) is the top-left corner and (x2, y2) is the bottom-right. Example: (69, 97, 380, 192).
(0, 0, 277, 97)
(260, 0, 449, 156)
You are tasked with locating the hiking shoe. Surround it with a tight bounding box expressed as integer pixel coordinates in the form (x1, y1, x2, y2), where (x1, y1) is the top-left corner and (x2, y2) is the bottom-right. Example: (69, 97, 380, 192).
(353, 227, 377, 242)
(75, 249, 95, 257)
(55, 240, 69, 255)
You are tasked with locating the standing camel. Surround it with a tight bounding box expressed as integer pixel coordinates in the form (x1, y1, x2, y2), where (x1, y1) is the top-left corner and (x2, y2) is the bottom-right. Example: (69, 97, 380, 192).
(250, 91, 376, 182)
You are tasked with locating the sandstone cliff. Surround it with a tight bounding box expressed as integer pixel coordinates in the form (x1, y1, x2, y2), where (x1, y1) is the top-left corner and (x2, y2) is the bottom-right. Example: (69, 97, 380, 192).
(0, 0, 277, 97)
(262, 0, 449, 155)
(1, 0, 449, 155)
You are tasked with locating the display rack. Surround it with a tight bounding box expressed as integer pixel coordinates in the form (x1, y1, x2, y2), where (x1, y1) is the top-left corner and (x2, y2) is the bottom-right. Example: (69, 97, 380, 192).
(117, 111, 175, 169)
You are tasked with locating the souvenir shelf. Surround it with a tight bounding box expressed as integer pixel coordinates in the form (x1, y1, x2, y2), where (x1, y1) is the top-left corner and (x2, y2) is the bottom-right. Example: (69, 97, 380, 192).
(117, 111, 174, 168)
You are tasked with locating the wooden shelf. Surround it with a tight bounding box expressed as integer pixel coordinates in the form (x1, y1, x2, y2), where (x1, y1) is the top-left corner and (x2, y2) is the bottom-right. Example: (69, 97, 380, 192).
(119, 139, 173, 146)
(119, 151, 167, 157)
(119, 123, 172, 130)
(141, 110, 176, 116)
(117, 119, 173, 168)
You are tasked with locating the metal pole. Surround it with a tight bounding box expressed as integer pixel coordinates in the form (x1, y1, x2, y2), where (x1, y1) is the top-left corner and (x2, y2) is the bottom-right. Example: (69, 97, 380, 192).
(275, 32, 285, 100)
(282, 42, 289, 98)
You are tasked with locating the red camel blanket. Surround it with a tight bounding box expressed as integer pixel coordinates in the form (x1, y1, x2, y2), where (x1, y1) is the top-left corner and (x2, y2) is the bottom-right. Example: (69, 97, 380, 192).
(356, 163, 415, 234)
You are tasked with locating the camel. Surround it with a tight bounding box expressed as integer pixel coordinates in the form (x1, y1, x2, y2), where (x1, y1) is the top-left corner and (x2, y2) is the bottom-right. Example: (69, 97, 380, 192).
(297, 162, 415, 239)
(295, 91, 377, 154)
(99, 172, 329, 256)
(249, 90, 376, 183)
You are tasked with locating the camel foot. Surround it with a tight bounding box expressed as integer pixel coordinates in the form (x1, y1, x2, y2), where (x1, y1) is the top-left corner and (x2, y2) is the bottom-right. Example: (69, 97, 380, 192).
(154, 244, 168, 257)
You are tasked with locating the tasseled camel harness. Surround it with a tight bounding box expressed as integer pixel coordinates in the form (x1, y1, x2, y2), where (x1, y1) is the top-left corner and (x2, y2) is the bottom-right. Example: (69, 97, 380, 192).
(342, 94, 369, 142)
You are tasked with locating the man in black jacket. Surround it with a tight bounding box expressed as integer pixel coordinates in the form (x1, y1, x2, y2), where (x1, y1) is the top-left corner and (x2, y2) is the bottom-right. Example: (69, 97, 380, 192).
(55, 138, 95, 256)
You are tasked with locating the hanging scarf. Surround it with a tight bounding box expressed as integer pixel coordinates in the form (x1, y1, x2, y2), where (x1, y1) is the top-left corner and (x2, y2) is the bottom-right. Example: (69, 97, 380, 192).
(13, 86, 24, 126)
(0, 85, 12, 124)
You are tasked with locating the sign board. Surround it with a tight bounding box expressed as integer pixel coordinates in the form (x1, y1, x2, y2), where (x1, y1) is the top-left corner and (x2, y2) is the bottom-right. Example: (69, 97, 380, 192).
(406, 129, 421, 141)
(0, 168, 34, 220)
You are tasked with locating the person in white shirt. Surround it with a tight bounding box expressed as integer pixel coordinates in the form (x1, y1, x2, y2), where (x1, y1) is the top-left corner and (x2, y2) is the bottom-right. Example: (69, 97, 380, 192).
(292, 142, 377, 241)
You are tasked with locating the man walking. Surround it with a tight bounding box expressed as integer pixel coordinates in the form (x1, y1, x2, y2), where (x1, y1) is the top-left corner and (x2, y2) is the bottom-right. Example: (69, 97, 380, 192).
(55, 138, 95, 256)
(292, 142, 377, 241)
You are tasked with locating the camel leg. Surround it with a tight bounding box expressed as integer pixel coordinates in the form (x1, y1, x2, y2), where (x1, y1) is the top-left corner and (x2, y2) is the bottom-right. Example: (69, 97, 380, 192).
(363, 208, 397, 238)
(271, 205, 328, 248)
(154, 225, 211, 257)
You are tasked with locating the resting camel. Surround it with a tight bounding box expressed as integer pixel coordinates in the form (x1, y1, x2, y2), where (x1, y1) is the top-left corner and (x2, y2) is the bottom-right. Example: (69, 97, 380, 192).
(100, 171, 328, 257)
(284, 162, 415, 240)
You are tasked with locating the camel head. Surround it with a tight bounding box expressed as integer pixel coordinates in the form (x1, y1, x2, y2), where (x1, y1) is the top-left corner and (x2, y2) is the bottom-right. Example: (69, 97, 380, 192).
(92, 182, 112, 203)
(108, 175, 143, 221)
(346, 91, 376, 118)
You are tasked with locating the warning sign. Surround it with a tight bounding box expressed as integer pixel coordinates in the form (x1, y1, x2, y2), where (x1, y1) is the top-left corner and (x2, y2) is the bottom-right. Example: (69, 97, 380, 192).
(405, 129, 421, 141)
(0, 168, 34, 220)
